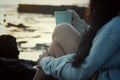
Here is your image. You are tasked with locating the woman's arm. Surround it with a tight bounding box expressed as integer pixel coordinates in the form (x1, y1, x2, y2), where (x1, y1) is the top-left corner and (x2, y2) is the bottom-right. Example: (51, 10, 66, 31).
(39, 17, 120, 79)
(33, 67, 55, 80)
(39, 32, 119, 80)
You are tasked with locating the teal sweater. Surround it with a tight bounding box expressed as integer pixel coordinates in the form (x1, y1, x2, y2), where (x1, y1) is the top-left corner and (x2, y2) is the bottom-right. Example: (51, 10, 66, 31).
(39, 16, 120, 80)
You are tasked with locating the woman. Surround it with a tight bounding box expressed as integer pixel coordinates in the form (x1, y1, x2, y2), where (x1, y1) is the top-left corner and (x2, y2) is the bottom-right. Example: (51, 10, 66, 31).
(37, 9, 88, 60)
(37, 0, 120, 79)
(33, 10, 88, 80)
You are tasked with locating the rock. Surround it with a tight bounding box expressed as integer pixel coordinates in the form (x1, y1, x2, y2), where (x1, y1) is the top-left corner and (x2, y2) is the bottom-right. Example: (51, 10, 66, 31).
(0, 58, 37, 80)
(17, 4, 87, 19)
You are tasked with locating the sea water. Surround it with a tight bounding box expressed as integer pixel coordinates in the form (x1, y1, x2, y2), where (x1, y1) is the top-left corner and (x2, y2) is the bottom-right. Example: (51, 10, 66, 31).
(0, 2, 87, 61)
(0, 5, 55, 61)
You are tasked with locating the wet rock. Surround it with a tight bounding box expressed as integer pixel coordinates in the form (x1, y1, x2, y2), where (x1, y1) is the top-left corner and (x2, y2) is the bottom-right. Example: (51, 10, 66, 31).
(18, 4, 87, 19)
(0, 58, 37, 80)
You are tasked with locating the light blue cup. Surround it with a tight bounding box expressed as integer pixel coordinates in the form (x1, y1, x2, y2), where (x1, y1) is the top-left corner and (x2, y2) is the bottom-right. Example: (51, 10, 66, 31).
(55, 11, 72, 25)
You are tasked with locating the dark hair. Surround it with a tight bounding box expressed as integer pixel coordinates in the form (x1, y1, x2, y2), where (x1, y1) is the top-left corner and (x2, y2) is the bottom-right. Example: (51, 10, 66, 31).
(0, 35, 19, 59)
(72, 0, 120, 67)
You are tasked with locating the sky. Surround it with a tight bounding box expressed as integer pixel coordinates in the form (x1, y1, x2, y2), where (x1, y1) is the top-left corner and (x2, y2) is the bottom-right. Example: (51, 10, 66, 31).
(0, 0, 89, 5)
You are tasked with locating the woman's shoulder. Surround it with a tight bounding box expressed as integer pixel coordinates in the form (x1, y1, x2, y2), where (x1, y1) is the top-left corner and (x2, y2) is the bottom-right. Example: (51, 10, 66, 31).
(111, 16, 120, 28)
(105, 16, 120, 30)
(95, 16, 120, 45)
(97, 16, 120, 35)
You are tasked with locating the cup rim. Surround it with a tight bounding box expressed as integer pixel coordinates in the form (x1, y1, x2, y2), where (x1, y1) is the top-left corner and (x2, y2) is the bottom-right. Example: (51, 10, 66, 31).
(55, 11, 71, 13)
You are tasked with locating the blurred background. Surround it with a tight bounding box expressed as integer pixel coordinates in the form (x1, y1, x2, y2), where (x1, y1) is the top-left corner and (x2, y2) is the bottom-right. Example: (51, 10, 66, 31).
(0, 0, 88, 61)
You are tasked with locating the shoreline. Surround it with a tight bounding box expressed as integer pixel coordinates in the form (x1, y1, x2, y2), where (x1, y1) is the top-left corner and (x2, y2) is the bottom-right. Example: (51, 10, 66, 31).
(17, 4, 87, 19)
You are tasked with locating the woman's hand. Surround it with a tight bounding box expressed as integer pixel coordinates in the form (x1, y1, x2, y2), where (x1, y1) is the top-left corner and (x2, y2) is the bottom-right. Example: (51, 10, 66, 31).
(39, 67, 55, 80)
(33, 67, 55, 80)
(67, 9, 81, 27)
(67, 9, 88, 35)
